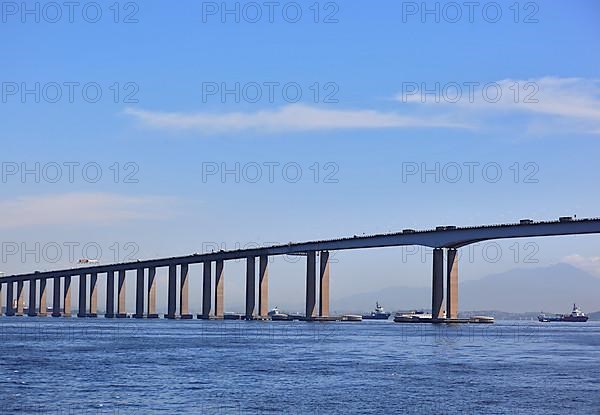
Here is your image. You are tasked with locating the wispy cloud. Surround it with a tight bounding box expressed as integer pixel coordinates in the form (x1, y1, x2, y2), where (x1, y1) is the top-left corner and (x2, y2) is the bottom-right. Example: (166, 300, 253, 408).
(124, 77, 600, 135)
(395, 77, 600, 135)
(124, 104, 472, 134)
(563, 254, 600, 277)
(0, 193, 176, 229)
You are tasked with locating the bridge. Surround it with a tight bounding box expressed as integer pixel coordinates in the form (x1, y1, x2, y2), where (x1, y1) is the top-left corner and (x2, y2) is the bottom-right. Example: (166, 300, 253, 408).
(1, 217, 599, 321)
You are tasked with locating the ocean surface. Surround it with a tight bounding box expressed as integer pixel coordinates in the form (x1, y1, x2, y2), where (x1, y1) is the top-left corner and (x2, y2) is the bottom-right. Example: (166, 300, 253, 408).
(1, 318, 599, 414)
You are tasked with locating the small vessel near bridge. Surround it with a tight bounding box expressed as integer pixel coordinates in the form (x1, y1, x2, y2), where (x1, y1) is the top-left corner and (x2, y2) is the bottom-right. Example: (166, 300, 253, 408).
(394, 310, 494, 324)
(362, 302, 391, 320)
(394, 310, 433, 323)
(538, 304, 589, 322)
(268, 307, 290, 321)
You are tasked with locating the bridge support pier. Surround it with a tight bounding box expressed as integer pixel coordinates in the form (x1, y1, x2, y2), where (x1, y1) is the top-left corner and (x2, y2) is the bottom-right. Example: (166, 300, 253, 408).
(201, 261, 212, 319)
(259, 255, 269, 318)
(63, 276, 72, 317)
(134, 268, 145, 318)
(167, 264, 177, 319)
(28, 279, 37, 317)
(147, 267, 158, 318)
(0, 282, 3, 316)
(6, 282, 15, 316)
(319, 251, 330, 317)
(89, 273, 98, 317)
(117, 270, 127, 318)
(305, 251, 317, 320)
(245, 256, 256, 320)
(214, 260, 224, 319)
(180, 264, 192, 319)
(16, 280, 25, 316)
(39, 279, 47, 316)
(446, 248, 459, 320)
(106, 271, 115, 318)
(432, 248, 444, 320)
(78, 274, 87, 318)
(52, 277, 61, 317)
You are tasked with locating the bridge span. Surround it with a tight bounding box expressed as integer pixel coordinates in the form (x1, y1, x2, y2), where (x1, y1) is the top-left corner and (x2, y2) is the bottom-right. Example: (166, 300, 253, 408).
(1, 217, 599, 321)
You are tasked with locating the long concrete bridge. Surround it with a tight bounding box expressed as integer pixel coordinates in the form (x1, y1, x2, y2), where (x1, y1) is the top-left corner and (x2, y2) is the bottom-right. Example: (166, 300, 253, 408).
(1, 217, 599, 321)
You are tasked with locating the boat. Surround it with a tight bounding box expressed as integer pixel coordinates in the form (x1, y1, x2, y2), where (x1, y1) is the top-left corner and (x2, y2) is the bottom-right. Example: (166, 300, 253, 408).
(287, 313, 304, 321)
(538, 304, 589, 322)
(537, 313, 562, 322)
(268, 307, 289, 321)
(562, 304, 589, 322)
(394, 310, 433, 323)
(342, 314, 363, 322)
(223, 312, 244, 320)
(362, 302, 391, 320)
(469, 316, 495, 324)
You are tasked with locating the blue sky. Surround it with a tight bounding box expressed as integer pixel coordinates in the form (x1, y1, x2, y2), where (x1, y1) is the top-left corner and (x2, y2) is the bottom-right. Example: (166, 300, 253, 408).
(1, 0, 600, 312)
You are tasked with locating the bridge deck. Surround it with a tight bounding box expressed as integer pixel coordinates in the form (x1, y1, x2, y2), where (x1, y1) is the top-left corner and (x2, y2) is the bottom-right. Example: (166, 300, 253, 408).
(2, 217, 599, 283)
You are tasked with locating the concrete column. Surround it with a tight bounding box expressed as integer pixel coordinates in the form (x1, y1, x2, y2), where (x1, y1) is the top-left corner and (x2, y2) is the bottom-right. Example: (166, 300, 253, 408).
(6, 282, 15, 316)
(78, 274, 87, 318)
(52, 277, 62, 317)
(147, 267, 158, 318)
(305, 251, 317, 319)
(89, 273, 98, 317)
(134, 268, 145, 318)
(214, 260, 224, 319)
(259, 255, 269, 318)
(63, 276, 72, 317)
(52, 277, 61, 317)
(39, 279, 47, 316)
(179, 264, 191, 318)
(201, 261, 212, 318)
(28, 279, 37, 317)
(245, 256, 256, 320)
(167, 264, 177, 319)
(0, 282, 3, 316)
(106, 271, 115, 318)
(117, 270, 126, 318)
(432, 248, 444, 320)
(319, 251, 330, 317)
(446, 248, 459, 320)
(16, 280, 25, 316)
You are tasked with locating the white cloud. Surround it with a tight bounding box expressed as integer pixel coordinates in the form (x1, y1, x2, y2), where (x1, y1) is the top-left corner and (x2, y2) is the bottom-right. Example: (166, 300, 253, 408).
(123, 77, 600, 135)
(563, 254, 600, 277)
(0, 193, 176, 229)
(395, 77, 600, 134)
(124, 104, 473, 133)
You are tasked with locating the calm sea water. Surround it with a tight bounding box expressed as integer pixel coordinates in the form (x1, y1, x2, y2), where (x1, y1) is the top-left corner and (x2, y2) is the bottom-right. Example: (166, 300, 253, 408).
(0, 318, 599, 414)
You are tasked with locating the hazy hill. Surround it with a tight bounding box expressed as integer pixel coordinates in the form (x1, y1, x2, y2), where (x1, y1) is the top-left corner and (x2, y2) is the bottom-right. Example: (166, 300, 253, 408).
(333, 263, 600, 315)
(588, 311, 600, 321)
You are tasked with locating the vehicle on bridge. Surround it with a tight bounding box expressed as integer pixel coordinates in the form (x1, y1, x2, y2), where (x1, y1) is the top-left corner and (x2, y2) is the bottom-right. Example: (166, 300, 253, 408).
(78, 259, 99, 265)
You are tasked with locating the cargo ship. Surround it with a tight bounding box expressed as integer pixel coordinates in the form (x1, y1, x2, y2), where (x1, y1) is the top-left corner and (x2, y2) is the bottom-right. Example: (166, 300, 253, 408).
(362, 302, 391, 320)
(538, 304, 589, 322)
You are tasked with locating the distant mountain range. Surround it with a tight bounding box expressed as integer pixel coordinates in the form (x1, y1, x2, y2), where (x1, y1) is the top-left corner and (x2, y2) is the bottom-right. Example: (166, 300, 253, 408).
(588, 311, 600, 321)
(333, 263, 600, 318)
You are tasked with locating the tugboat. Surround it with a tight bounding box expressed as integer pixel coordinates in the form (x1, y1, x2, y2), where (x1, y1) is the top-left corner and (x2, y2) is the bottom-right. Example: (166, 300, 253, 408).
(362, 302, 392, 320)
(268, 307, 289, 321)
(538, 304, 589, 322)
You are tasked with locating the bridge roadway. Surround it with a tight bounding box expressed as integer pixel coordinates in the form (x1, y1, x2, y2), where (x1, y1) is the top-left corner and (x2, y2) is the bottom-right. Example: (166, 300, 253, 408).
(1, 217, 599, 321)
